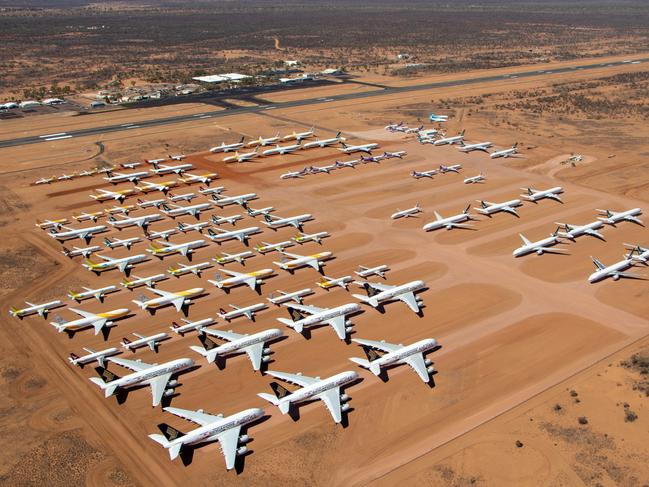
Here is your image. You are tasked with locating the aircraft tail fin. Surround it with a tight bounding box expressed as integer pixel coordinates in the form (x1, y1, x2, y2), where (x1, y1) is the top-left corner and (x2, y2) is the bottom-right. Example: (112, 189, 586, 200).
(434, 211, 443, 221)
(591, 256, 606, 270)
(269, 381, 291, 400)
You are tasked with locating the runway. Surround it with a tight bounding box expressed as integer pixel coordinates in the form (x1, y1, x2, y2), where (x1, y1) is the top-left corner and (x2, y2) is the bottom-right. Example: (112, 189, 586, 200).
(0, 57, 647, 149)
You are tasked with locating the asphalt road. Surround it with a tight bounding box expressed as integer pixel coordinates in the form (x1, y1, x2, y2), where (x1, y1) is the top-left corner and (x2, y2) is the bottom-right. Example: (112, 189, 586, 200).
(1, 57, 647, 149)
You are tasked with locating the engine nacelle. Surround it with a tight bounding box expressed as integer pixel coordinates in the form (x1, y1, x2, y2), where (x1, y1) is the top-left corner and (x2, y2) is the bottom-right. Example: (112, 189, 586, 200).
(345, 326, 353, 332)
(262, 347, 271, 355)
(236, 446, 248, 456)
(164, 388, 175, 397)
(345, 319, 352, 326)
(424, 359, 433, 367)
(536, 249, 544, 255)
(238, 434, 249, 444)
(613, 274, 620, 281)
(184, 299, 192, 304)
(339, 394, 350, 402)
(262, 356, 271, 363)
(416, 298, 424, 305)
(426, 366, 435, 374)
(167, 380, 179, 387)
(341, 403, 351, 412)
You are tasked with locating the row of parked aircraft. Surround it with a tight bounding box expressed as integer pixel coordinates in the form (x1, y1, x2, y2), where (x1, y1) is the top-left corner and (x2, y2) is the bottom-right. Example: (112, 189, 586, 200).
(280, 151, 407, 179)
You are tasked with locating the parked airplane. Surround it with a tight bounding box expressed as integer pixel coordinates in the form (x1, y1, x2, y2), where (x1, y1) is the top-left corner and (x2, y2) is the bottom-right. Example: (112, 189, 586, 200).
(213, 251, 256, 266)
(49, 224, 108, 243)
(281, 168, 309, 179)
(352, 280, 425, 313)
(9, 300, 64, 319)
(355, 265, 389, 279)
(422, 205, 474, 231)
(433, 130, 465, 145)
(210, 136, 245, 153)
(161, 202, 212, 219)
(62, 245, 101, 258)
(382, 150, 407, 159)
(254, 240, 294, 254)
(212, 193, 258, 207)
(589, 255, 642, 283)
(384, 122, 404, 131)
(150, 162, 193, 176)
(121, 162, 141, 169)
(35, 218, 68, 230)
(262, 141, 302, 156)
(68, 347, 121, 368)
(302, 132, 345, 149)
(145, 228, 178, 241)
(137, 197, 167, 209)
(334, 159, 360, 169)
(391, 204, 422, 219)
(309, 164, 337, 174)
(317, 275, 353, 291)
(90, 188, 135, 203)
(513, 231, 567, 257)
(280, 301, 359, 340)
(263, 213, 312, 231)
(146, 239, 207, 259)
(474, 199, 522, 217)
(556, 221, 605, 241)
(136, 180, 177, 194)
(58, 173, 75, 181)
(438, 164, 462, 174)
(247, 133, 280, 147)
(521, 186, 564, 203)
(429, 113, 449, 122)
(35, 176, 55, 185)
(490, 143, 518, 159)
(90, 356, 195, 406)
(222, 148, 260, 163)
(167, 192, 197, 203)
(338, 142, 379, 154)
(104, 236, 141, 250)
(411, 169, 437, 179)
(596, 208, 643, 226)
(208, 268, 274, 293)
(349, 337, 438, 382)
(283, 126, 315, 141)
(148, 406, 264, 469)
(245, 206, 274, 217)
(104, 171, 150, 184)
(274, 250, 333, 272)
(104, 204, 136, 216)
(68, 285, 119, 303)
(168, 154, 186, 161)
(51, 307, 129, 336)
(121, 273, 168, 290)
(191, 327, 282, 370)
(168, 261, 212, 278)
(171, 317, 216, 336)
(121, 332, 170, 352)
(464, 173, 486, 184)
(198, 186, 226, 196)
(267, 288, 314, 306)
(458, 141, 493, 153)
(258, 370, 358, 423)
(292, 231, 330, 245)
(206, 226, 261, 245)
(83, 253, 147, 274)
(218, 303, 268, 322)
(108, 213, 162, 230)
(73, 211, 104, 223)
(177, 221, 210, 234)
(132, 286, 204, 313)
(211, 214, 242, 226)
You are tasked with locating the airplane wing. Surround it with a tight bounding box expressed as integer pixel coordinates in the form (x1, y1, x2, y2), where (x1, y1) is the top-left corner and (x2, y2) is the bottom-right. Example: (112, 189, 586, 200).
(403, 353, 430, 382)
(280, 251, 302, 259)
(149, 287, 175, 298)
(353, 338, 400, 353)
(109, 356, 155, 372)
(317, 387, 342, 423)
(286, 303, 323, 315)
(164, 406, 222, 426)
(265, 370, 318, 387)
(172, 297, 185, 312)
(69, 308, 98, 319)
(243, 276, 258, 290)
(96, 254, 115, 262)
(326, 316, 347, 340)
(216, 425, 242, 471)
(538, 246, 569, 255)
(364, 282, 394, 292)
(519, 234, 532, 246)
(220, 269, 244, 278)
(627, 216, 644, 225)
(149, 373, 173, 406)
(584, 229, 605, 240)
(502, 206, 519, 216)
(203, 328, 244, 341)
(616, 271, 647, 280)
(244, 343, 264, 370)
(397, 292, 420, 313)
(304, 258, 320, 270)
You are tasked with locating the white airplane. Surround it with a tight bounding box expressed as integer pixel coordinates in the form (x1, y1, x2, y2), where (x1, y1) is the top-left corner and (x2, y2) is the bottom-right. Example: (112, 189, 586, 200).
(82, 253, 147, 274)
(120, 162, 141, 169)
(104, 236, 141, 250)
(458, 141, 493, 153)
(596, 208, 643, 226)
(338, 142, 379, 154)
(145, 158, 167, 165)
(429, 113, 449, 122)
(302, 131, 345, 149)
(171, 317, 216, 336)
(90, 188, 135, 203)
(283, 126, 315, 141)
(556, 221, 605, 241)
(255, 240, 294, 254)
(212, 193, 258, 207)
(206, 226, 261, 245)
(145, 228, 178, 241)
(121, 332, 170, 352)
(161, 202, 212, 219)
(35, 176, 55, 185)
(208, 268, 274, 293)
(513, 231, 567, 257)
(267, 288, 314, 306)
(68, 285, 119, 303)
(474, 199, 522, 217)
(61, 245, 101, 258)
(334, 159, 360, 169)
(262, 213, 312, 231)
(349, 337, 438, 382)
(352, 280, 425, 313)
(104, 171, 150, 184)
(411, 169, 437, 179)
(247, 133, 280, 147)
(309, 164, 337, 174)
(589, 256, 642, 283)
(73, 211, 104, 223)
(391, 204, 422, 219)
(68, 347, 121, 368)
(418, 128, 439, 137)
(137, 197, 167, 209)
(257, 370, 357, 423)
(58, 173, 75, 181)
(211, 214, 243, 226)
(521, 186, 564, 203)
(135, 180, 177, 194)
(292, 231, 330, 245)
(278, 302, 361, 340)
(132, 286, 204, 313)
(262, 141, 302, 156)
(355, 265, 389, 279)
(281, 168, 309, 179)
(167, 192, 197, 203)
(199, 186, 226, 196)
(191, 327, 282, 370)
(9, 300, 64, 319)
(177, 221, 210, 234)
(104, 204, 136, 216)
(49, 225, 108, 243)
(274, 250, 333, 273)
(35, 218, 68, 230)
(382, 150, 408, 159)
(384, 122, 404, 131)
(149, 406, 264, 469)
(245, 206, 274, 217)
(317, 275, 353, 291)
(150, 163, 193, 176)
(210, 136, 245, 153)
(121, 273, 168, 290)
(217, 303, 268, 322)
(51, 307, 129, 336)
(168, 261, 212, 278)
(438, 164, 462, 174)
(168, 154, 186, 161)
(625, 243, 649, 264)
(146, 239, 207, 259)
(422, 205, 475, 231)
(433, 130, 465, 145)
(222, 148, 260, 163)
(464, 173, 486, 184)
(213, 251, 256, 266)
(90, 356, 194, 406)
(490, 143, 518, 159)
(107, 213, 162, 230)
